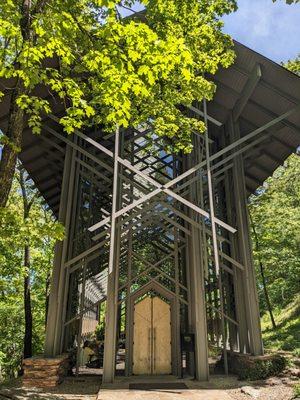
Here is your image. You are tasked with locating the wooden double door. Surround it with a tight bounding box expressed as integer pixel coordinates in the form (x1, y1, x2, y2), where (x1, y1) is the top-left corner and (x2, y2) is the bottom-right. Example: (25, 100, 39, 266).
(133, 295, 172, 375)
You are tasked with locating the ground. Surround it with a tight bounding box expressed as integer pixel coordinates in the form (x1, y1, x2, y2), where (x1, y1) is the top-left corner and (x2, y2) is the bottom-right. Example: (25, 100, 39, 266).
(261, 297, 300, 357)
(0, 374, 299, 400)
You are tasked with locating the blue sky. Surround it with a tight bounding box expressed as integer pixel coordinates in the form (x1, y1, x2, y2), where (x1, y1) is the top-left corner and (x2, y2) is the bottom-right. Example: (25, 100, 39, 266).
(123, 0, 300, 64)
(223, 0, 300, 63)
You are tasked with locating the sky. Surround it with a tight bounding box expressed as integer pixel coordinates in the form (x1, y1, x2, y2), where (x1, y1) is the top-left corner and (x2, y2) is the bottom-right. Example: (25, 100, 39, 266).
(123, 0, 300, 64)
(223, 0, 300, 63)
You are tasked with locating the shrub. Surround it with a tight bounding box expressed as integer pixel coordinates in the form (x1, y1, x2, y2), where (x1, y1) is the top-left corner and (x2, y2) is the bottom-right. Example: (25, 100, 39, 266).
(227, 353, 287, 381)
(294, 383, 300, 398)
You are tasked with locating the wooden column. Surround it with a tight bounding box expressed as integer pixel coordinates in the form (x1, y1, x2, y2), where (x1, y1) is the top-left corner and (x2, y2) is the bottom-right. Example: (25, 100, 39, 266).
(102, 129, 120, 383)
(187, 224, 209, 381)
(185, 136, 209, 381)
(221, 130, 248, 354)
(45, 139, 76, 356)
(229, 114, 263, 356)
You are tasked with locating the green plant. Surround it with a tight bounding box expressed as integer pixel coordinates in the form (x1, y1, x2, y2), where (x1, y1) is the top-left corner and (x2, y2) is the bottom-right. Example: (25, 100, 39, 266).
(0, 0, 238, 207)
(231, 355, 287, 381)
(293, 348, 300, 357)
(95, 323, 105, 341)
(294, 383, 300, 398)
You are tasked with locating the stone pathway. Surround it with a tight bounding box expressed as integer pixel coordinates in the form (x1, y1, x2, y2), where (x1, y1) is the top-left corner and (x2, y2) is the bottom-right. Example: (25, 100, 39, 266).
(0, 374, 298, 400)
(98, 388, 232, 400)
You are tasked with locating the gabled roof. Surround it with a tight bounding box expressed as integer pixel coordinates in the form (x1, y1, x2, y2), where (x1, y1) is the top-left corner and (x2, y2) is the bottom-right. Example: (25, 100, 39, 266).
(207, 40, 300, 193)
(0, 40, 299, 215)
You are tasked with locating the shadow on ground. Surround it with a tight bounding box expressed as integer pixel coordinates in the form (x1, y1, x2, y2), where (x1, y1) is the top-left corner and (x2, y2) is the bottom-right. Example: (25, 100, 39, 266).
(0, 375, 101, 400)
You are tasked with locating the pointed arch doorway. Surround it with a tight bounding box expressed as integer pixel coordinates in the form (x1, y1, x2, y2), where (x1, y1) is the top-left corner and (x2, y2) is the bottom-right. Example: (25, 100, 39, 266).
(127, 282, 179, 376)
(133, 295, 171, 375)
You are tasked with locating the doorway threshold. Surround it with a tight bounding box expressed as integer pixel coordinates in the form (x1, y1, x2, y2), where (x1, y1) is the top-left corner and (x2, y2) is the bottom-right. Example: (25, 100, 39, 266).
(101, 374, 194, 390)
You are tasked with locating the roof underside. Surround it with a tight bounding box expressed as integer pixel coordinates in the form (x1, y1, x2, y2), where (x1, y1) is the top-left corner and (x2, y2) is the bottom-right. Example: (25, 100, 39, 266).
(0, 41, 299, 215)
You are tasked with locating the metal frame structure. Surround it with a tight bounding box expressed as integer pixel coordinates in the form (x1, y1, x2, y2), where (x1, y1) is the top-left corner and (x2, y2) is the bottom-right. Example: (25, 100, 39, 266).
(40, 73, 300, 381)
(0, 17, 296, 382)
(3, 45, 291, 384)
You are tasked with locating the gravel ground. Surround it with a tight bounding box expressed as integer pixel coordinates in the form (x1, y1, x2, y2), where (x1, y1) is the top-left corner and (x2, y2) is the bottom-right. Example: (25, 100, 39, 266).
(226, 375, 299, 400)
(227, 384, 295, 400)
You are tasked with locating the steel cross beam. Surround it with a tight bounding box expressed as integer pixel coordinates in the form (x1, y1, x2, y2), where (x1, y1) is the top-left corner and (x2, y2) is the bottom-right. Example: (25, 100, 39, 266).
(73, 140, 237, 235)
(46, 117, 234, 234)
(233, 64, 262, 122)
(47, 104, 299, 239)
(187, 105, 223, 127)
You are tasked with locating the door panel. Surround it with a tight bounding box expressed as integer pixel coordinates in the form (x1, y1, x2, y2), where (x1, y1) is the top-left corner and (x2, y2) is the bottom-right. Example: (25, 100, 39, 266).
(153, 297, 172, 374)
(133, 296, 152, 375)
(133, 295, 171, 375)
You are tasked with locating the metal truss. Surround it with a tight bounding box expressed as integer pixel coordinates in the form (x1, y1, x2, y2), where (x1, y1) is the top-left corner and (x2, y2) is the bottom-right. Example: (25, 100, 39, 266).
(44, 86, 299, 382)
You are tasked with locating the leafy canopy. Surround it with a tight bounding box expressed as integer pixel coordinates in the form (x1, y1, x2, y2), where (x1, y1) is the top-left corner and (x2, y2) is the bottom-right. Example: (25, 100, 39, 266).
(250, 55, 300, 317)
(0, 171, 64, 379)
(0, 0, 237, 152)
(249, 154, 300, 314)
(272, 0, 299, 3)
(284, 55, 300, 75)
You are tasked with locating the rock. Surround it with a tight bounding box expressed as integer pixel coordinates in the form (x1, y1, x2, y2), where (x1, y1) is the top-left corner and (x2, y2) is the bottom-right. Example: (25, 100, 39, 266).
(281, 377, 290, 384)
(293, 358, 300, 367)
(241, 386, 261, 398)
(265, 377, 282, 386)
(289, 368, 300, 377)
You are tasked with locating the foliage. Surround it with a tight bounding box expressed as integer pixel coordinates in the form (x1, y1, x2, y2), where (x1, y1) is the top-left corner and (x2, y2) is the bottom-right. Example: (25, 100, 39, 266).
(0, 0, 237, 152)
(226, 352, 287, 381)
(273, 0, 300, 3)
(261, 295, 300, 355)
(0, 173, 64, 380)
(249, 154, 300, 315)
(294, 383, 300, 398)
(230, 354, 287, 381)
(284, 55, 300, 75)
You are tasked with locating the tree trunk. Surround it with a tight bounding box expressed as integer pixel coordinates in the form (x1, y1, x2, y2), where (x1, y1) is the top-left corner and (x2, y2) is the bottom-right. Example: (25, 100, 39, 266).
(249, 212, 277, 330)
(0, 0, 33, 208)
(45, 272, 51, 327)
(0, 0, 50, 207)
(259, 259, 277, 330)
(0, 93, 25, 208)
(23, 244, 33, 358)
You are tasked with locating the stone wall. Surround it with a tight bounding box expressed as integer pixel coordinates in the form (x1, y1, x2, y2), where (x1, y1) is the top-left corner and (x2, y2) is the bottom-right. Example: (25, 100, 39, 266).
(22, 354, 70, 388)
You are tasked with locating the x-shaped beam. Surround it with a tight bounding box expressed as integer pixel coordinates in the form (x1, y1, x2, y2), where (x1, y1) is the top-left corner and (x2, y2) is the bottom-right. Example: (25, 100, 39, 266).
(48, 104, 299, 240)
(75, 130, 237, 235)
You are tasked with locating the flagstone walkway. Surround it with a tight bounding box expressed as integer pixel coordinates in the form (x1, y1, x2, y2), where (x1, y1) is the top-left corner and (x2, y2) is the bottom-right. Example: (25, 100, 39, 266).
(0, 374, 296, 400)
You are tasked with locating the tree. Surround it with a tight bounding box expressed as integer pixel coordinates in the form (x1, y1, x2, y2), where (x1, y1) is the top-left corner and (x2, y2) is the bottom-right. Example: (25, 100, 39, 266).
(272, 0, 300, 4)
(0, 0, 237, 207)
(0, 168, 64, 378)
(249, 154, 300, 316)
(248, 55, 299, 327)
(285, 55, 300, 75)
(249, 212, 276, 329)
